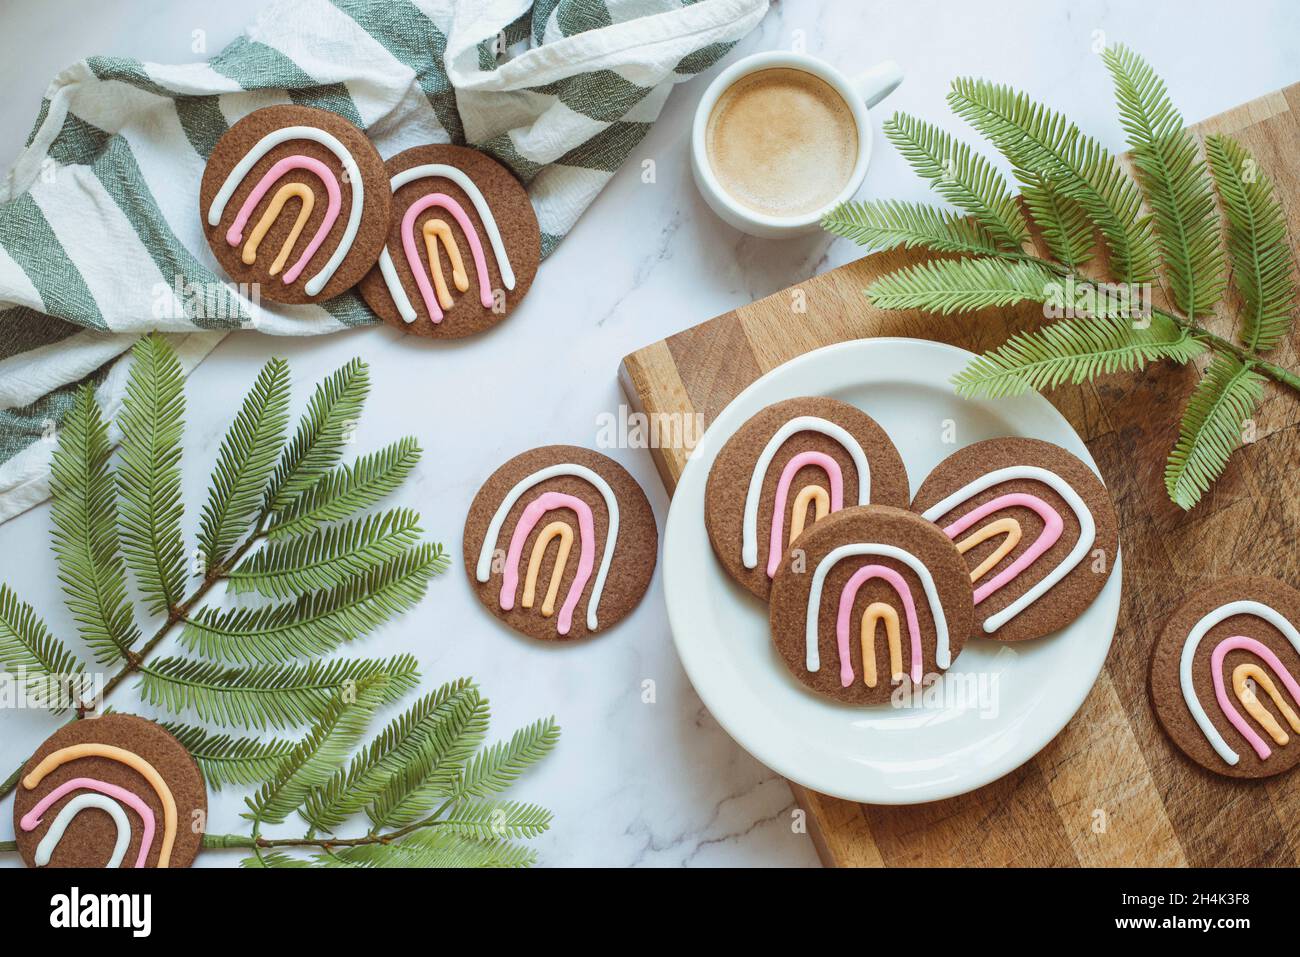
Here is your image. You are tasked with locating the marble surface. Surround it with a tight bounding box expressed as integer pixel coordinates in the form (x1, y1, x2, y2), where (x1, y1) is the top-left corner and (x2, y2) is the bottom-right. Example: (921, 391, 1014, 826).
(0, 0, 1297, 867)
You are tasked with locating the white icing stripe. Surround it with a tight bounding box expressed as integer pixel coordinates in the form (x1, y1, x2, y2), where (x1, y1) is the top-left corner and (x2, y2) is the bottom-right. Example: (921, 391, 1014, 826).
(35, 793, 130, 868)
(475, 464, 618, 631)
(921, 465, 1095, 634)
(207, 125, 364, 297)
(806, 543, 950, 673)
(742, 416, 870, 569)
(379, 163, 517, 323)
(1180, 600, 1300, 766)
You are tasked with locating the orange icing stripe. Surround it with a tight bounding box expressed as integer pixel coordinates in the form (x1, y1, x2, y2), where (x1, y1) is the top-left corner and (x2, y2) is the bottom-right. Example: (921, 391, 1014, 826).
(23, 743, 178, 868)
(1233, 662, 1300, 746)
(422, 219, 469, 310)
(242, 182, 315, 275)
(860, 602, 902, 688)
(789, 484, 830, 545)
(955, 517, 1022, 583)
(522, 521, 574, 618)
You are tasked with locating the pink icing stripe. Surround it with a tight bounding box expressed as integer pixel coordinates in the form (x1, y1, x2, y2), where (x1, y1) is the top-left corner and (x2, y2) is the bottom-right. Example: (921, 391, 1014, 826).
(835, 564, 923, 688)
(941, 492, 1063, 604)
(1210, 635, 1300, 761)
(401, 193, 493, 323)
(224, 154, 342, 285)
(499, 491, 596, 636)
(20, 777, 155, 869)
(766, 451, 845, 579)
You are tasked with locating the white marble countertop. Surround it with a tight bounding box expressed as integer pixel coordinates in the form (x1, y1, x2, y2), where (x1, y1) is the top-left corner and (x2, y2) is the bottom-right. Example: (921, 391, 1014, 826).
(0, 0, 1297, 867)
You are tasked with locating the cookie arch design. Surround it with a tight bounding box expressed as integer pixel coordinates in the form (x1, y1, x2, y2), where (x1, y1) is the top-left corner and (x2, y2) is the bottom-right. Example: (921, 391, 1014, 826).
(225, 155, 340, 285)
(767, 451, 844, 577)
(498, 491, 595, 636)
(1180, 599, 1300, 765)
(20, 777, 156, 869)
(35, 794, 131, 869)
(476, 464, 619, 632)
(834, 564, 923, 686)
(921, 465, 1094, 634)
(207, 125, 364, 296)
(742, 416, 871, 572)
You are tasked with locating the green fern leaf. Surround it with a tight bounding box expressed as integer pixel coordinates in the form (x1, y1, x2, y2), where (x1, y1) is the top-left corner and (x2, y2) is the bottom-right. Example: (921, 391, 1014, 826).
(158, 722, 294, 790)
(0, 584, 86, 711)
(881, 112, 1029, 248)
(866, 257, 1061, 314)
(1205, 134, 1298, 352)
(1020, 170, 1095, 268)
(265, 438, 421, 540)
(316, 830, 536, 868)
(227, 508, 424, 600)
(453, 717, 561, 799)
(822, 200, 1004, 255)
(301, 678, 483, 833)
(49, 385, 140, 665)
(182, 543, 447, 663)
(1103, 45, 1226, 320)
(948, 77, 1160, 284)
(116, 334, 188, 615)
(263, 358, 369, 512)
(953, 314, 1205, 398)
(239, 851, 311, 868)
(438, 799, 554, 840)
(136, 653, 419, 730)
(1165, 354, 1264, 509)
(244, 676, 388, 825)
(196, 358, 290, 571)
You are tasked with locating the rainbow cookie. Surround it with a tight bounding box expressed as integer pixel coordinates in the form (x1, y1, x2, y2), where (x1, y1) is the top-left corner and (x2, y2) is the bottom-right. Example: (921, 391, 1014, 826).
(358, 145, 541, 338)
(13, 714, 206, 868)
(911, 437, 1119, 642)
(1151, 576, 1300, 779)
(200, 105, 390, 304)
(769, 505, 975, 705)
(463, 446, 656, 641)
(705, 397, 909, 602)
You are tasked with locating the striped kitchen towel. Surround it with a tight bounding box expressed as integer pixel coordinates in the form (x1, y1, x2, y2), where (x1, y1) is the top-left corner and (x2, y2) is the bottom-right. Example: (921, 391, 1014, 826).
(0, 0, 767, 523)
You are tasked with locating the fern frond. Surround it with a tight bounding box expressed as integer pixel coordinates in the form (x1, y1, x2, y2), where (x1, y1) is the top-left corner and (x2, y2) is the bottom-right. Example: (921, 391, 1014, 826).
(244, 676, 388, 824)
(196, 358, 290, 571)
(881, 112, 1029, 248)
(136, 653, 419, 730)
(1205, 134, 1297, 352)
(158, 722, 294, 790)
(317, 830, 536, 868)
(263, 358, 369, 512)
(240, 851, 311, 868)
(438, 799, 554, 840)
(301, 678, 482, 833)
(0, 584, 86, 711)
(948, 77, 1160, 284)
(953, 314, 1205, 397)
(453, 717, 561, 799)
(822, 200, 1004, 255)
(866, 257, 1061, 314)
(49, 385, 139, 665)
(116, 334, 188, 615)
(1165, 354, 1264, 509)
(265, 438, 421, 540)
(182, 543, 447, 664)
(1103, 45, 1226, 320)
(1020, 170, 1095, 268)
(227, 508, 424, 600)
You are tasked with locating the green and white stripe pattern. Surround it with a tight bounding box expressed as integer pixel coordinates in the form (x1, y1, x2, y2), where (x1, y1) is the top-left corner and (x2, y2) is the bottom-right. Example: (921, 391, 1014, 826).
(0, 0, 767, 523)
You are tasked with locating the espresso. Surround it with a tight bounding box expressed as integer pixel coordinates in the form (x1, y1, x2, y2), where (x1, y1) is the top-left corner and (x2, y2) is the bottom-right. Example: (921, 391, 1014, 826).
(705, 67, 858, 218)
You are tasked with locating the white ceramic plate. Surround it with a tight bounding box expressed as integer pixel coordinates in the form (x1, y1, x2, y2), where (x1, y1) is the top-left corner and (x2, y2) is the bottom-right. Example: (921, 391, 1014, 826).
(663, 338, 1121, 804)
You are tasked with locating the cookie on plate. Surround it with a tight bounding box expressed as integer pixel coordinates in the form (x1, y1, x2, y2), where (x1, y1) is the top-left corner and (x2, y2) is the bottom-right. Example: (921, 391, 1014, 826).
(705, 397, 909, 602)
(200, 104, 390, 303)
(13, 714, 206, 869)
(1151, 576, 1300, 779)
(910, 437, 1118, 643)
(463, 445, 656, 641)
(358, 144, 541, 338)
(769, 504, 975, 705)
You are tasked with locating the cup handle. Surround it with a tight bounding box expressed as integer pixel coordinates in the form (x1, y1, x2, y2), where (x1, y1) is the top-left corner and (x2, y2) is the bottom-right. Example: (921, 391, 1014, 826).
(852, 59, 903, 110)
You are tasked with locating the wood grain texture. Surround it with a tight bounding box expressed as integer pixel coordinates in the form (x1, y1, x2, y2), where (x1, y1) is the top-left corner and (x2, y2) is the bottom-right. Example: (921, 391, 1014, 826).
(618, 84, 1300, 867)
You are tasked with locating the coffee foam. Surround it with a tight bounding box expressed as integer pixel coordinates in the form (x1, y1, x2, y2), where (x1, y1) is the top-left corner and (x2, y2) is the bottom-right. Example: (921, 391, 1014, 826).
(705, 67, 858, 218)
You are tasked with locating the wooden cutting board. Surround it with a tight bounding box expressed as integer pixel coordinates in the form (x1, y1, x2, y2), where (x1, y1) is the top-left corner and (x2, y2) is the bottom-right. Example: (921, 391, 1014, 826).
(619, 83, 1300, 867)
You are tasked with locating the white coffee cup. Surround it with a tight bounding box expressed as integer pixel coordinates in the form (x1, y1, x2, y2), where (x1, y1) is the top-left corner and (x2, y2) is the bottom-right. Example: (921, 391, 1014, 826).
(691, 51, 903, 238)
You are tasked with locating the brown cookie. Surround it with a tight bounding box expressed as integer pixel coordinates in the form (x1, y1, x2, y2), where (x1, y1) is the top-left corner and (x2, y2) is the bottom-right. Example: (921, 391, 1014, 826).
(1150, 576, 1300, 780)
(463, 445, 656, 642)
(910, 437, 1118, 643)
(705, 397, 909, 603)
(13, 714, 207, 869)
(199, 104, 390, 304)
(358, 144, 540, 339)
(769, 505, 974, 705)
